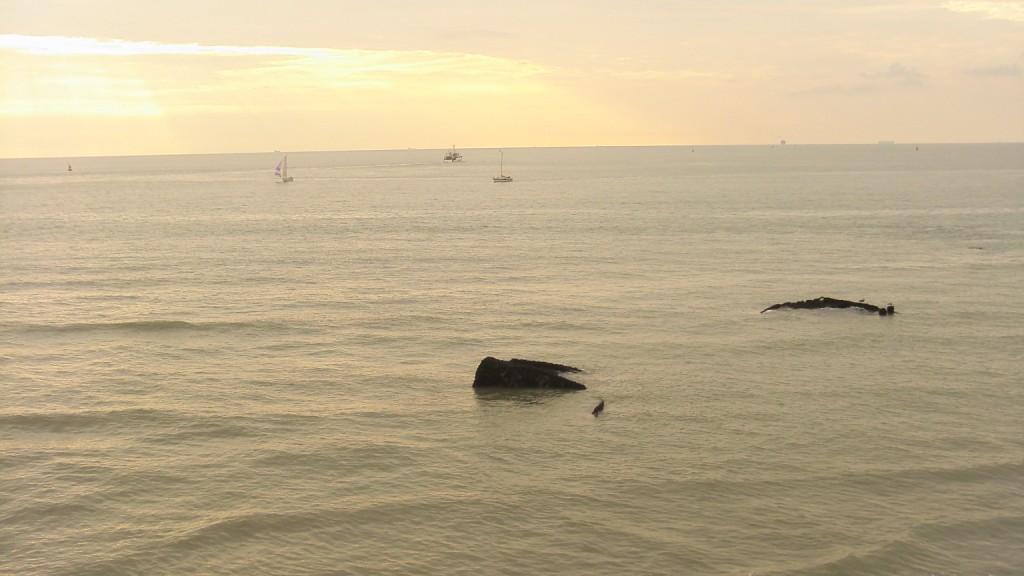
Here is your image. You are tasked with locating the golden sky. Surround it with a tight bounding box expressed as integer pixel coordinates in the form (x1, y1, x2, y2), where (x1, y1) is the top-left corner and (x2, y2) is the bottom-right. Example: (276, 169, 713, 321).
(1, 1, 1022, 157)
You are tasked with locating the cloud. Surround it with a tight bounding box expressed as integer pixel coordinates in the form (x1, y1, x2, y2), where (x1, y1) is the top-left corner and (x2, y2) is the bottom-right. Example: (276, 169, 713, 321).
(794, 82, 874, 96)
(943, 1, 1024, 22)
(0, 34, 315, 57)
(795, 63, 925, 97)
(0, 35, 551, 88)
(965, 63, 1022, 76)
(863, 62, 925, 85)
(597, 69, 735, 82)
(0, 35, 554, 117)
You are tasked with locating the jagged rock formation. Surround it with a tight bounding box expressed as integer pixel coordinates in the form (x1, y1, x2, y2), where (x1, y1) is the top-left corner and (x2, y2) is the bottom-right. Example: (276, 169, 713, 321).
(761, 296, 895, 316)
(472, 357, 586, 390)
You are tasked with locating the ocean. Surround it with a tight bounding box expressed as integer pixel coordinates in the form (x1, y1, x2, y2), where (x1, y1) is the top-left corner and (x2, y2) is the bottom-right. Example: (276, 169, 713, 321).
(1, 144, 1022, 575)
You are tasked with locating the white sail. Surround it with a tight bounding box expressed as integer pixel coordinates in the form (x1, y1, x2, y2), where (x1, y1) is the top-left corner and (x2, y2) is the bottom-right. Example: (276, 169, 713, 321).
(276, 156, 293, 182)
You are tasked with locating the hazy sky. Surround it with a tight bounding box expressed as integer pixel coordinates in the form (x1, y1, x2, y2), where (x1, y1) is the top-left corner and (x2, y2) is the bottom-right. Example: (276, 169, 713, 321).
(1, 1, 1022, 157)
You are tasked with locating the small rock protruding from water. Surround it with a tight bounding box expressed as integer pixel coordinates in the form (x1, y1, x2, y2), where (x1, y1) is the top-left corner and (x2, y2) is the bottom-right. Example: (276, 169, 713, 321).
(761, 296, 895, 316)
(472, 357, 586, 390)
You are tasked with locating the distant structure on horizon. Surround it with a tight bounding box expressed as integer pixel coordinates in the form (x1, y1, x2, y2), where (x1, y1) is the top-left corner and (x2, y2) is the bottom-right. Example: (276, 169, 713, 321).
(779, 138, 786, 145)
(443, 145, 462, 162)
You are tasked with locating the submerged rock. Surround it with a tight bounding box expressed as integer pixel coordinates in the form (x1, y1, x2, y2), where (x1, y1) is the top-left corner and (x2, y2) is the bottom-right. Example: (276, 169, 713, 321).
(761, 296, 895, 316)
(472, 357, 586, 390)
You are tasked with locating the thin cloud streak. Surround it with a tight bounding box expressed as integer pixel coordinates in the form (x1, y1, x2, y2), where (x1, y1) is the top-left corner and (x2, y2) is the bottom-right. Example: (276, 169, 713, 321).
(0, 34, 322, 57)
(863, 62, 926, 85)
(965, 63, 1022, 75)
(0, 34, 551, 76)
(943, 1, 1024, 22)
(0, 34, 555, 118)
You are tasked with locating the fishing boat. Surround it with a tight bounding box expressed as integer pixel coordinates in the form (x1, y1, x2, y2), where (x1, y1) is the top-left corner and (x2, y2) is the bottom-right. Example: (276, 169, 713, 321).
(492, 149, 512, 182)
(275, 156, 294, 182)
(443, 146, 462, 162)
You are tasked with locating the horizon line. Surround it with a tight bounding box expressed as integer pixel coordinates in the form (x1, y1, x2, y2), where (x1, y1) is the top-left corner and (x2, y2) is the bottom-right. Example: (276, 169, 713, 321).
(3, 140, 1022, 161)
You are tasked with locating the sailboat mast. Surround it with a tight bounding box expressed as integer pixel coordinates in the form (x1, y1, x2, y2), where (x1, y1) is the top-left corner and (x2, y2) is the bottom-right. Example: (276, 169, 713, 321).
(275, 155, 293, 182)
(492, 149, 512, 182)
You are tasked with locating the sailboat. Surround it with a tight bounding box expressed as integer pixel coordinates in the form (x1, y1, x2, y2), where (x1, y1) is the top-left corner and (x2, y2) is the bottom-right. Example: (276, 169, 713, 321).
(275, 155, 294, 182)
(492, 149, 512, 182)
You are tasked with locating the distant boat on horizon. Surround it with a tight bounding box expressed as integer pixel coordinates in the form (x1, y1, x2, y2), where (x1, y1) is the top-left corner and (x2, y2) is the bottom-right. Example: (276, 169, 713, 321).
(444, 145, 462, 162)
(492, 149, 512, 183)
(67, 163, 72, 172)
(275, 155, 294, 182)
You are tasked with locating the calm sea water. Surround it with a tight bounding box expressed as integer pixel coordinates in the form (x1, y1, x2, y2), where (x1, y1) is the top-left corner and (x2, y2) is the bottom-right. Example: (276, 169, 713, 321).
(1, 144, 1022, 575)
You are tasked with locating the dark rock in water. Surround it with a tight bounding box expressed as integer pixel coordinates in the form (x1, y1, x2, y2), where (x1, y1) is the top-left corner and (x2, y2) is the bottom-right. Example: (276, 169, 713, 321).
(510, 358, 582, 374)
(761, 296, 895, 316)
(592, 399, 605, 416)
(472, 357, 586, 390)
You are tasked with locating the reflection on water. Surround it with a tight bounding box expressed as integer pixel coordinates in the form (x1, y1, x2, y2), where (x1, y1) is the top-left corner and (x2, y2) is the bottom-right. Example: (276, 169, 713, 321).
(473, 387, 584, 407)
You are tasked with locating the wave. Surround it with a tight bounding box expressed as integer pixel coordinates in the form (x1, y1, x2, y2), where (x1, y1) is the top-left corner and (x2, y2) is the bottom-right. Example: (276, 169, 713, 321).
(0, 408, 308, 444)
(821, 459, 1024, 494)
(0, 408, 173, 434)
(2, 319, 280, 335)
(783, 513, 1024, 575)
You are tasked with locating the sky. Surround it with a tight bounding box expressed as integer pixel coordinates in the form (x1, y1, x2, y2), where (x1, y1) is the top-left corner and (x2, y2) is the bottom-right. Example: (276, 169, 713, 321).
(1, 1, 1022, 158)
